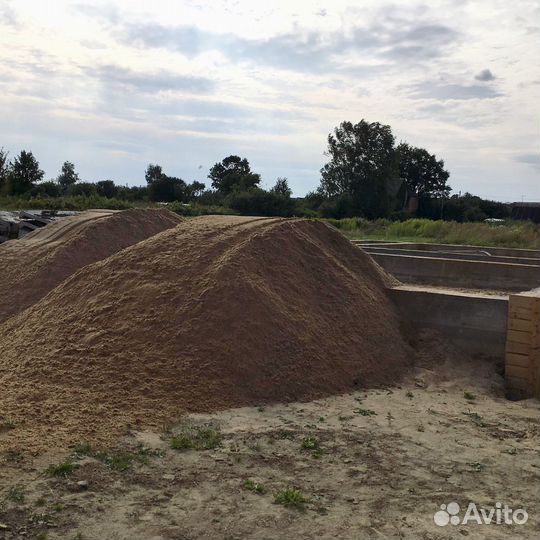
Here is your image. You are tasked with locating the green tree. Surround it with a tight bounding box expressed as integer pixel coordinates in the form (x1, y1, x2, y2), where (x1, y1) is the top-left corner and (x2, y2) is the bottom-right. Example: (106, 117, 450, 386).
(0, 147, 9, 193)
(397, 143, 450, 199)
(57, 161, 79, 191)
(319, 120, 399, 218)
(270, 177, 292, 198)
(148, 176, 187, 202)
(186, 180, 206, 199)
(8, 150, 44, 194)
(96, 179, 118, 198)
(145, 164, 164, 185)
(208, 155, 261, 194)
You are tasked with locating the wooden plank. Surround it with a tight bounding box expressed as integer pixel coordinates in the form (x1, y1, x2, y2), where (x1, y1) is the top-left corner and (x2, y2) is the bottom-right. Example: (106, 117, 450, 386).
(507, 329, 532, 345)
(506, 364, 532, 380)
(509, 295, 540, 311)
(506, 352, 532, 368)
(506, 341, 531, 355)
(509, 307, 537, 320)
(508, 318, 538, 333)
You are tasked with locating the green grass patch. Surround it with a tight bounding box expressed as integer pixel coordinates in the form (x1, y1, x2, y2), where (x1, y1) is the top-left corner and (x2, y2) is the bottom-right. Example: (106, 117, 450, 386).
(73, 443, 162, 472)
(274, 488, 308, 510)
(45, 461, 79, 478)
(355, 408, 377, 417)
(6, 486, 25, 503)
(170, 426, 222, 450)
(244, 479, 266, 494)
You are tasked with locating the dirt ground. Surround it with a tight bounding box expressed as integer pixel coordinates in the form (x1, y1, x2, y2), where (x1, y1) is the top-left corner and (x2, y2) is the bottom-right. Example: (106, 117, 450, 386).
(1, 351, 538, 540)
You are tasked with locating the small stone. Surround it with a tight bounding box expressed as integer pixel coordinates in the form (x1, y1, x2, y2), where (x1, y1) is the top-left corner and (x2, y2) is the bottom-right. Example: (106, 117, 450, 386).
(162, 474, 175, 481)
(0, 523, 10, 530)
(76, 480, 89, 489)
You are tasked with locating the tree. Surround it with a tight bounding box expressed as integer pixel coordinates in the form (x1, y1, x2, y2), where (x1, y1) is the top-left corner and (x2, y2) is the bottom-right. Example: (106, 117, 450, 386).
(148, 176, 187, 202)
(397, 143, 450, 200)
(145, 164, 164, 185)
(96, 179, 118, 199)
(319, 120, 400, 218)
(186, 180, 206, 200)
(208, 155, 261, 194)
(68, 182, 97, 196)
(57, 161, 79, 191)
(0, 147, 9, 193)
(225, 187, 296, 217)
(30, 180, 62, 198)
(270, 177, 292, 198)
(7, 150, 44, 195)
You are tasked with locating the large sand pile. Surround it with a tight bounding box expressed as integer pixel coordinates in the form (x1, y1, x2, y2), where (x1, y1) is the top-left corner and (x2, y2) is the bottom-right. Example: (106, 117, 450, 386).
(0, 208, 183, 323)
(0, 215, 411, 451)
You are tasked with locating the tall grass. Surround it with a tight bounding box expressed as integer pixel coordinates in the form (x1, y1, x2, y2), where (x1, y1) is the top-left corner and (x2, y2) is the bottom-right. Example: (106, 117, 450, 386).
(326, 217, 539, 249)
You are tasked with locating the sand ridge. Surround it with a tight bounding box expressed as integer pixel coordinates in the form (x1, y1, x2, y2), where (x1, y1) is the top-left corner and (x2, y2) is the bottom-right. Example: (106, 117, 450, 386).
(0, 208, 183, 323)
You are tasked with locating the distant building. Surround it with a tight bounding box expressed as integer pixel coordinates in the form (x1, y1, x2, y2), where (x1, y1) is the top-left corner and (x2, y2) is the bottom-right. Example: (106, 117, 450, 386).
(511, 202, 540, 224)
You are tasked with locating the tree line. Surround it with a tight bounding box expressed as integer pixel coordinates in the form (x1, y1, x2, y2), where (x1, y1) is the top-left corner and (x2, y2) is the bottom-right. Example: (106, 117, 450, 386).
(0, 119, 511, 221)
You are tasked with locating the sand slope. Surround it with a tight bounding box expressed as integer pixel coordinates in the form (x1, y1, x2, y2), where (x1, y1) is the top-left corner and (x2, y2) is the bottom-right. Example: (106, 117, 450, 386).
(0, 208, 183, 323)
(0, 216, 411, 451)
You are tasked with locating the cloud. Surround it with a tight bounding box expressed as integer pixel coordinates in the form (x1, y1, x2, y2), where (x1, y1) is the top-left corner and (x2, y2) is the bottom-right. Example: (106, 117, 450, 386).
(475, 69, 495, 81)
(0, 2, 19, 27)
(514, 153, 540, 169)
(83, 65, 215, 94)
(108, 18, 459, 74)
(409, 82, 502, 100)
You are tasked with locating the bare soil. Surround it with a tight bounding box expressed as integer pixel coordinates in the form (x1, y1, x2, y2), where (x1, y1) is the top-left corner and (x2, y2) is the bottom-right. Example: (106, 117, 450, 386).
(0, 348, 538, 540)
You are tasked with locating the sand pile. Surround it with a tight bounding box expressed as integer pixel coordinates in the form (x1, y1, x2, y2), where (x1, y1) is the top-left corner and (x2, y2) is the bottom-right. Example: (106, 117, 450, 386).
(0, 215, 411, 451)
(0, 208, 183, 323)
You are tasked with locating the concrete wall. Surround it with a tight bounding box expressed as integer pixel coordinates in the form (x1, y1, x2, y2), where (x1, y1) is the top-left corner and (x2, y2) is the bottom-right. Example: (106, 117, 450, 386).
(361, 246, 539, 266)
(352, 241, 540, 259)
(370, 252, 540, 292)
(388, 286, 508, 359)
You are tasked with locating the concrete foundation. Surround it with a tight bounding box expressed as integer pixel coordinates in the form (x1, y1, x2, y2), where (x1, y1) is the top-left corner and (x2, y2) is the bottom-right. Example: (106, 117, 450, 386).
(369, 252, 539, 292)
(389, 285, 508, 359)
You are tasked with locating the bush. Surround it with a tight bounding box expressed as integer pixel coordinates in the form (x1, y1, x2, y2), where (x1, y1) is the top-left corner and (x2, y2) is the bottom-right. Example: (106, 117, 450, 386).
(225, 187, 296, 217)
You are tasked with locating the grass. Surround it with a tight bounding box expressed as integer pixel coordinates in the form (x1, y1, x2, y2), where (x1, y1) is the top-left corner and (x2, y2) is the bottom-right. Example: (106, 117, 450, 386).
(355, 408, 377, 417)
(0, 416, 16, 432)
(170, 426, 222, 450)
(301, 436, 320, 451)
(326, 217, 539, 249)
(274, 488, 308, 510)
(244, 479, 266, 494)
(73, 443, 163, 472)
(6, 486, 25, 503)
(463, 412, 487, 428)
(45, 461, 79, 478)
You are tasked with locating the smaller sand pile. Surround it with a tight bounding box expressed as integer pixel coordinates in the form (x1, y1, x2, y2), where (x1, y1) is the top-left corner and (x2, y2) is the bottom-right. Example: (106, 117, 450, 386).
(0, 208, 183, 323)
(0, 216, 411, 452)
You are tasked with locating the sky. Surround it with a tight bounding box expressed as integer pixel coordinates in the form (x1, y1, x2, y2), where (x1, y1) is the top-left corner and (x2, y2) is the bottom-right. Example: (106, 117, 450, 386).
(0, 0, 539, 201)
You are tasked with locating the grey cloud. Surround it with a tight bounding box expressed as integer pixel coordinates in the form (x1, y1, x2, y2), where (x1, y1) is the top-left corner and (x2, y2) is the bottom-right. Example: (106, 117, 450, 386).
(409, 82, 502, 100)
(475, 69, 495, 81)
(514, 153, 540, 169)
(84, 65, 215, 94)
(110, 17, 459, 74)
